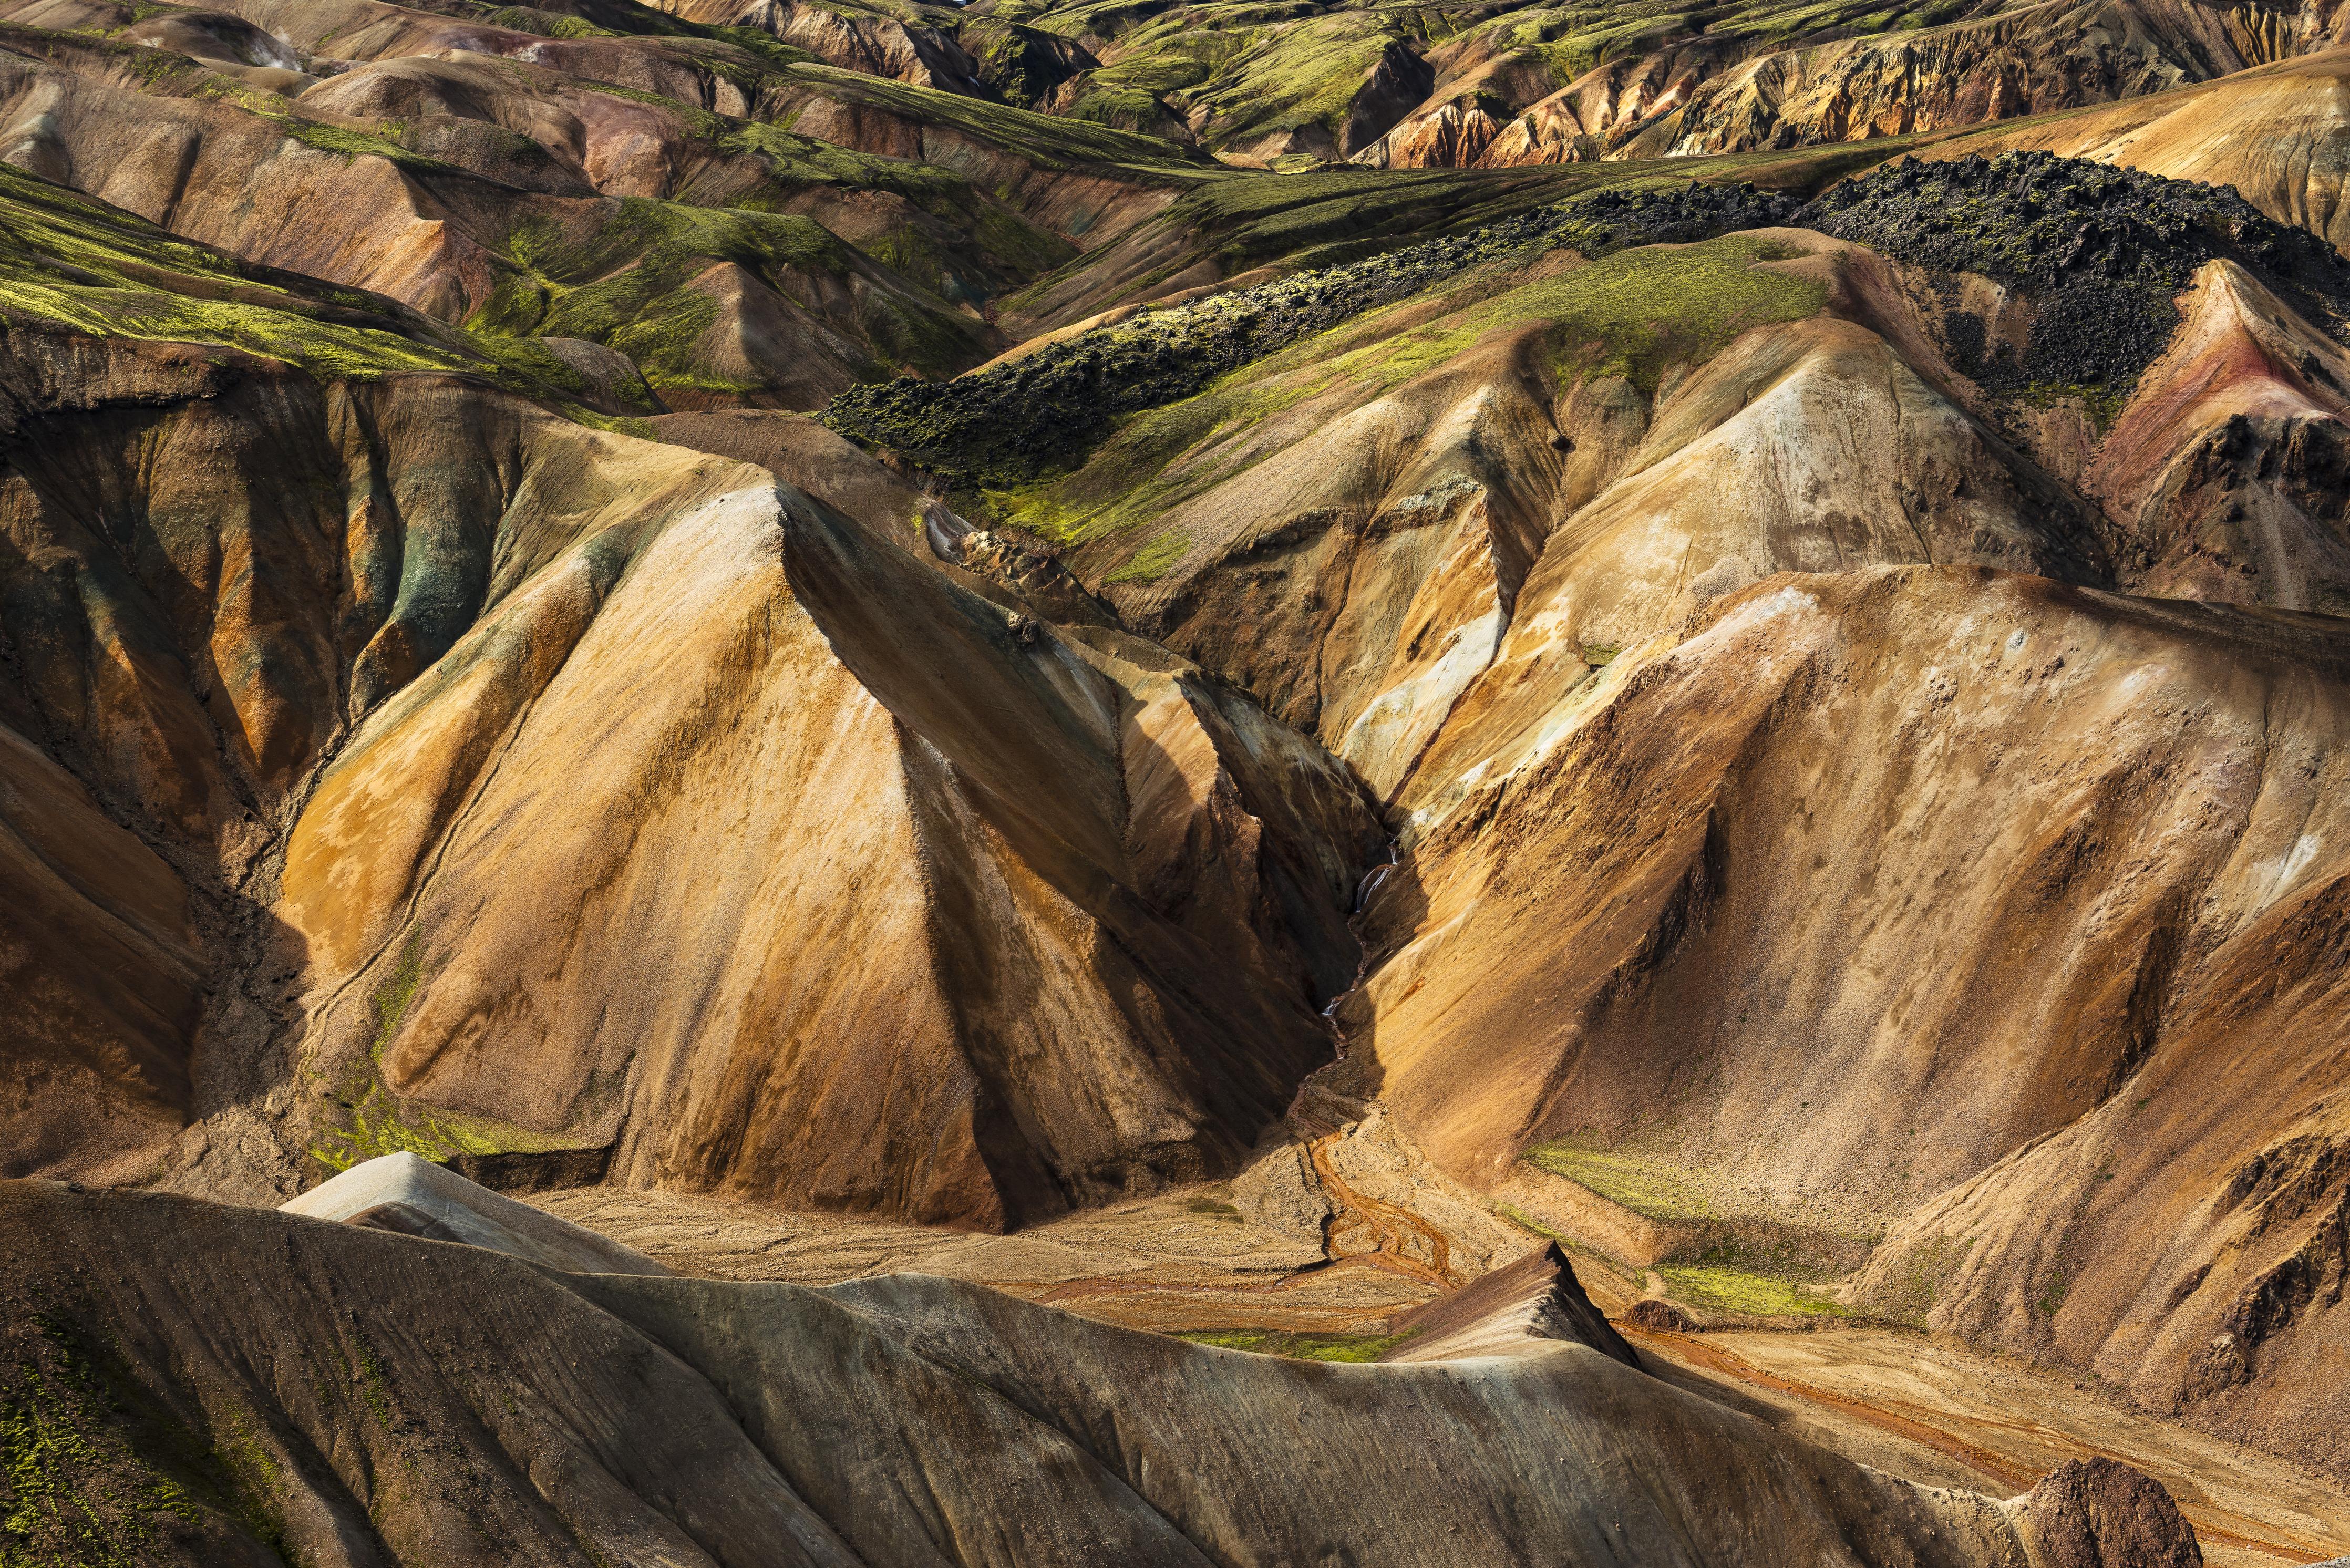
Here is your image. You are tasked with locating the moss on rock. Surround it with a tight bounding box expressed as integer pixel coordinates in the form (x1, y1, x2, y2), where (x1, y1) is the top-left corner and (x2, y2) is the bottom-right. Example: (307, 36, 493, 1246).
(1805, 150, 2350, 390)
(826, 180, 1803, 484)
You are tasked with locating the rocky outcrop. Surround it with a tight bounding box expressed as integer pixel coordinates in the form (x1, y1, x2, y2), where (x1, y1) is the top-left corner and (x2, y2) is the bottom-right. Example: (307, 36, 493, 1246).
(2012, 1458, 2205, 1567)
(1379, 1240, 1640, 1364)
(1356, 97, 1503, 169)
(1803, 151, 2350, 389)
(2086, 259, 2350, 613)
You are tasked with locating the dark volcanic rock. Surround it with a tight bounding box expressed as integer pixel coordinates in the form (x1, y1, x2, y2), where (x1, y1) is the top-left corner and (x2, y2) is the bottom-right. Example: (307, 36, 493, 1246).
(2015, 1457, 2204, 1568)
(1558, 181, 1805, 252)
(824, 181, 1805, 486)
(448, 1144, 615, 1194)
(1803, 151, 2350, 391)
(1625, 1298, 1700, 1332)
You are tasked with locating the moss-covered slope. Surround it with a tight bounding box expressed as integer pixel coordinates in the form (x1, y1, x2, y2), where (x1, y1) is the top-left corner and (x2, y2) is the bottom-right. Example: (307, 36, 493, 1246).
(0, 159, 626, 410)
(826, 179, 1805, 486)
(0, 0, 1220, 407)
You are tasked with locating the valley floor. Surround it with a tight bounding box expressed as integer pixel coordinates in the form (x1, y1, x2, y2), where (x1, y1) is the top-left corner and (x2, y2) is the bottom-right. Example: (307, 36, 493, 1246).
(537, 1183, 2350, 1567)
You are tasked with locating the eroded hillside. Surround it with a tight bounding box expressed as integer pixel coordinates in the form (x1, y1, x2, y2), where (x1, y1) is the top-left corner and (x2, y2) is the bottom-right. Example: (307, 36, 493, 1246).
(0, 163, 1382, 1233)
(2, 0, 2348, 1553)
(812, 152, 2350, 1493)
(5, 1177, 2184, 1566)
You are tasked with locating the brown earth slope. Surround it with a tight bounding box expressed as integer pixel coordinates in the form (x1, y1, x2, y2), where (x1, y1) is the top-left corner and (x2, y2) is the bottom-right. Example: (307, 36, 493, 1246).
(1336, 565, 2350, 1482)
(711, 148, 2350, 1480)
(0, 1177, 2155, 1567)
(0, 164, 1380, 1229)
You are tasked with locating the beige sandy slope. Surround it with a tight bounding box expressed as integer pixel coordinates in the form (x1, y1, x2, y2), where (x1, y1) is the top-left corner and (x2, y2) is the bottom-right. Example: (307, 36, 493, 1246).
(1338, 564, 2350, 1481)
(0, 188, 1380, 1226)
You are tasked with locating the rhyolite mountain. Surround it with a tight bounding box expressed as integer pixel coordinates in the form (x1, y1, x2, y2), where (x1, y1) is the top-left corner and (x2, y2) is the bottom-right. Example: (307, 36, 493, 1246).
(2, 0, 2348, 1553)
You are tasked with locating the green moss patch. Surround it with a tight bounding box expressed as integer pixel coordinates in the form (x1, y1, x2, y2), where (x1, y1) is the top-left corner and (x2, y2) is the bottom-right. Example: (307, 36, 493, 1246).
(307, 1083, 490, 1174)
(1326, 231, 1825, 400)
(782, 62, 1213, 176)
(469, 194, 991, 393)
(939, 204, 1823, 570)
(1174, 1329, 1416, 1363)
(1656, 1264, 1849, 1318)
(0, 161, 638, 421)
(1104, 525, 1190, 582)
(306, 1081, 603, 1174)
(2, 1315, 288, 1565)
(685, 114, 1074, 303)
(1183, 17, 1404, 143)
(1522, 1140, 1720, 1224)
(1, 1350, 192, 1567)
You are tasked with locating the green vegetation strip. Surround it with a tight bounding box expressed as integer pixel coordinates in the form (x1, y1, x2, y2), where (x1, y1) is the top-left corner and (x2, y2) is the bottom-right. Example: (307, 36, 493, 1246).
(826, 181, 1802, 487)
(977, 227, 1822, 575)
(1174, 1330, 1416, 1363)
(1521, 1140, 1719, 1223)
(0, 163, 616, 410)
(1657, 1265, 1849, 1318)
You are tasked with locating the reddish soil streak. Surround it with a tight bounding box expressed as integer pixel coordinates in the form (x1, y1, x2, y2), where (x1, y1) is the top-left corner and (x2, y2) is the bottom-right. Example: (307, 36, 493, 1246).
(1307, 1135, 1462, 1288)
